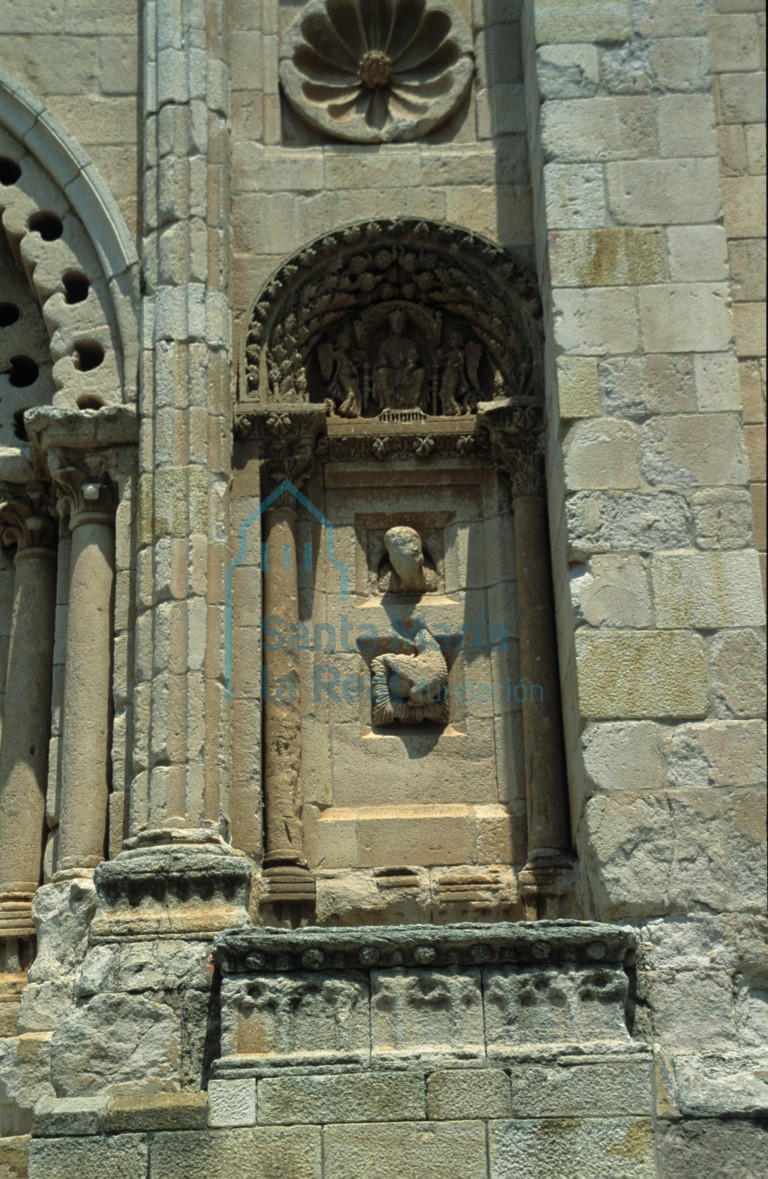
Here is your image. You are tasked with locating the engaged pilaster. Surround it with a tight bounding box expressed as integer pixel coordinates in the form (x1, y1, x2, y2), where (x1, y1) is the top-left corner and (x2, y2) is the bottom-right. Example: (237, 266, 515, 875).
(477, 400, 572, 915)
(0, 483, 57, 941)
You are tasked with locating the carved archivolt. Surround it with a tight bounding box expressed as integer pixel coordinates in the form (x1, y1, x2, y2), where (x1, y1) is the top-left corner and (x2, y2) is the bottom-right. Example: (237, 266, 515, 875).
(280, 0, 473, 143)
(0, 70, 139, 447)
(240, 219, 543, 416)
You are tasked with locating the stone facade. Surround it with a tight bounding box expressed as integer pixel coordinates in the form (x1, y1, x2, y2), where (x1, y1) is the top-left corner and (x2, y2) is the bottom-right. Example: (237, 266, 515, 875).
(0, 1, 765, 1177)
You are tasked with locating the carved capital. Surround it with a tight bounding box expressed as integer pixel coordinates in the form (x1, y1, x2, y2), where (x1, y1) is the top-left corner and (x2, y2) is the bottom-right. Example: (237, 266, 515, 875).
(51, 465, 116, 529)
(236, 405, 327, 492)
(0, 482, 57, 554)
(475, 398, 546, 499)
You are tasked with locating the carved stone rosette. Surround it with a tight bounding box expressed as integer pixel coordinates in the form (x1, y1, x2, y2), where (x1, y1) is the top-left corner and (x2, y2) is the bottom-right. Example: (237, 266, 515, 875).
(280, 0, 474, 144)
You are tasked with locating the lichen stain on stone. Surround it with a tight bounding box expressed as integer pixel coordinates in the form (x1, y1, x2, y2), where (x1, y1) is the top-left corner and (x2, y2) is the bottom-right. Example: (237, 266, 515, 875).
(537, 1117, 582, 1134)
(604, 1119, 653, 1159)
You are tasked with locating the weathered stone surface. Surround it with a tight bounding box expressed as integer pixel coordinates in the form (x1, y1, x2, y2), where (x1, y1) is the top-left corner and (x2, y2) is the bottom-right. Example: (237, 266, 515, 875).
(641, 414, 748, 487)
(709, 629, 767, 718)
(692, 489, 755, 549)
(489, 1116, 655, 1178)
(656, 1117, 768, 1179)
(665, 721, 767, 790)
(426, 1068, 511, 1120)
(76, 939, 213, 998)
(50, 994, 180, 1097)
(651, 551, 765, 628)
(323, 1120, 488, 1179)
(258, 1073, 425, 1125)
(105, 1092, 208, 1133)
(33, 1094, 108, 1138)
(148, 1126, 322, 1179)
(28, 1133, 148, 1179)
(571, 555, 652, 628)
(0, 1035, 54, 1136)
(599, 354, 696, 418)
(0, 1134, 29, 1179)
(575, 631, 708, 719)
(582, 722, 665, 794)
(667, 1052, 768, 1118)
(566, 492, 693, 558)
(207, 1079, 256, 1128)
(508, 1056, 653, 1117)
(581, 793, 737, 918)
(563, 419, 644, 491)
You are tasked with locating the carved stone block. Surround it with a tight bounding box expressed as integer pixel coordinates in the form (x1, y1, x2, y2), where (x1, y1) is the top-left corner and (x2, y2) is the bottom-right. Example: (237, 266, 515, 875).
(371, 967, 483, 1062)
(221, 972, 369, 1070)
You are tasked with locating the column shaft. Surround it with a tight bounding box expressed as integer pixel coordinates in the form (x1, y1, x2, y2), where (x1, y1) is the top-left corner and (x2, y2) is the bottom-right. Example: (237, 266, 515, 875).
(513, 492, 570, 858)
(56, 505, 115, 876)
(0, 541, 57, 934)
(262, 505, 304, 868)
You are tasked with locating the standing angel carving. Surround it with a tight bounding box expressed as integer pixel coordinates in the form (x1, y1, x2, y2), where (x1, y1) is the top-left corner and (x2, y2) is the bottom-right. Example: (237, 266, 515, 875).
(437, 330, 482, 416)
(318, 329, 363, 418)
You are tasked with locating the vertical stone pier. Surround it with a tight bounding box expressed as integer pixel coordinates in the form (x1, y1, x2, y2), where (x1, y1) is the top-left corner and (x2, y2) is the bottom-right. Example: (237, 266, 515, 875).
(477, 401, 572, 915)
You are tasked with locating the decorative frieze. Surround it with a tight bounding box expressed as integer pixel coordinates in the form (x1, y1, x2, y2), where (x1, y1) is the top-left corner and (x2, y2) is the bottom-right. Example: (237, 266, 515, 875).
(213, 923, 638, 1076)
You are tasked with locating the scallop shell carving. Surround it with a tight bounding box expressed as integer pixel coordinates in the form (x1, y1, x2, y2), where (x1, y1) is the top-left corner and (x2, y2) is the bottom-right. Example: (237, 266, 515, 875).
(280, 0, 474, 143)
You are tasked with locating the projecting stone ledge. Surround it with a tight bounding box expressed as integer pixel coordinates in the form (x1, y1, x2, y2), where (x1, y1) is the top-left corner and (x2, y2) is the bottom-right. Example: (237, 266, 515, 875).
(212, 922, 643, 1077)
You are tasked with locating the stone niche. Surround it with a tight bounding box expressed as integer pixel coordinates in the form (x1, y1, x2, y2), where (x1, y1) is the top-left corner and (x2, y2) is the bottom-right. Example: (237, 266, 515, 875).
(212, 922, 645, 1075)
(233, 219, 570, 921)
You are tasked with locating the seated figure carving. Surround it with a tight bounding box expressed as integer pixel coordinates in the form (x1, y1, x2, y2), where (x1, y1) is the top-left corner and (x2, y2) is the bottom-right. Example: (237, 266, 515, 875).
(372, 309, 428, 412)
(371, 624, 449, 726)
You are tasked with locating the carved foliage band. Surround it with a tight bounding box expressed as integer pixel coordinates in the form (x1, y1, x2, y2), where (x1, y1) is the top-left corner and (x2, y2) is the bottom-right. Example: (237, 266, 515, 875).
(280, 0, 473, 143)
(240, 220, 543, 416)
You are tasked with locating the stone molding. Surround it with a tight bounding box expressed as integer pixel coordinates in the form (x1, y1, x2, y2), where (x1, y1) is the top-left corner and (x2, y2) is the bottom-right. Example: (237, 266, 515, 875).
(215, 921, 635, 975)
(91, 842, 252, 941)
(212, 922, 638, 1077)
(279, 0, 473, 144)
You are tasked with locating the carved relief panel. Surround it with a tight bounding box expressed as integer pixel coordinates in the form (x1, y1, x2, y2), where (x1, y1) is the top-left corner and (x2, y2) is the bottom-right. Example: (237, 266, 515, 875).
(233, 220, 569, 921)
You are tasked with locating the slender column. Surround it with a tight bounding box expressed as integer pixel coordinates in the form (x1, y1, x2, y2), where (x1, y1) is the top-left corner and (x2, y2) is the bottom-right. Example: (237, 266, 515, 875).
(477, 401, 572, 915)
(246, 406, 326, 907)
(0, 484, 57, 939)
(509, 453, 570, 862)
(52, 469, 116, 878)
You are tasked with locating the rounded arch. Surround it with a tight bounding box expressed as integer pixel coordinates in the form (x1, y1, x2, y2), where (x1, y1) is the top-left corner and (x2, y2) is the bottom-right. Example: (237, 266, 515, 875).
(240, 219, 543, 411)
(0, 70, 139, 414)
